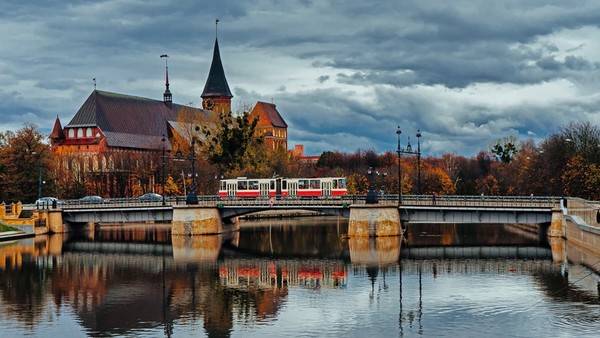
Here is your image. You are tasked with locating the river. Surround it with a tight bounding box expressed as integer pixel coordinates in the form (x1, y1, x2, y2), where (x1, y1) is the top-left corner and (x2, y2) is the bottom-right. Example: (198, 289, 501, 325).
(1, 216, 599, 337)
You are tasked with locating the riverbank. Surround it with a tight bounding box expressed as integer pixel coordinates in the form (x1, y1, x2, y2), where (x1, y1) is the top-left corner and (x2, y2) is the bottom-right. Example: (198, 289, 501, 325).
(0, 223, 32, 241)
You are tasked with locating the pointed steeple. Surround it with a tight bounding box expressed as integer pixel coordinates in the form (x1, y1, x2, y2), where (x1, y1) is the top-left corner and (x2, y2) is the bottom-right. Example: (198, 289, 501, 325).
(49, 115, 65, 143)
(161, 54, 172, 105)
(201, 20, 232, 113)
(201, 38, 233, 99)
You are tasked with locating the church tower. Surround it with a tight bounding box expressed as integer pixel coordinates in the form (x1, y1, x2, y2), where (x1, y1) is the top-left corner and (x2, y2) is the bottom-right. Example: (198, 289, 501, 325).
(201, 20, 233, 113)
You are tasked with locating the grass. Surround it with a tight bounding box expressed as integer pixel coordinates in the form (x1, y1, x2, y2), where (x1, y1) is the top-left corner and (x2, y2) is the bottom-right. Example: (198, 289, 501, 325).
(0, 223, 20, 232)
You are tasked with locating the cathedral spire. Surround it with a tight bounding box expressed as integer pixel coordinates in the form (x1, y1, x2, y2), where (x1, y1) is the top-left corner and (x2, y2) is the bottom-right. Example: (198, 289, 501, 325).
(161, 54, 172, 105)
(201, 19, 232, 112)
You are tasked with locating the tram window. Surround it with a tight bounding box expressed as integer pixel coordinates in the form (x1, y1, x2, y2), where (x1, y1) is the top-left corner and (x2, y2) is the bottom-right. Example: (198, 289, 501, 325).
(310, 179, 320, 189)
(220, 181, 226, 190)
(332, 180, 338, 189)
(270, 180, 275, 190)
(340, 179, 346, 188)
(298, 179, 308, 189)
(249, 180, 259, 190)
(282, 180, 287, 189)
(238, 181, 248, 190)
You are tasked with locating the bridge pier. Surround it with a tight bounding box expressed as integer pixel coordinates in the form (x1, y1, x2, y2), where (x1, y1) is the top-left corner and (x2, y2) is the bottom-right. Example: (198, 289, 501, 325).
(172, 205, 225, 235)
(34, 209, 67, 233)
(548, 208, 564, 238)
(348, 205, 402, 237)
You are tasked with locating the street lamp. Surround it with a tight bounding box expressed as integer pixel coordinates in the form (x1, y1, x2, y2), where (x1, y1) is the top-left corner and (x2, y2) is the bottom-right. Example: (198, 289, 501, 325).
(396, 127, 402, 205)
(161, 135, 167, 206)
(31, 146, 49, 200)
(416, 130, 422, 195)
(186, 126, 200, 205)
(366, 167, 379, 204)
(37, 155, 43, 199)
(396, 126, 423, 204)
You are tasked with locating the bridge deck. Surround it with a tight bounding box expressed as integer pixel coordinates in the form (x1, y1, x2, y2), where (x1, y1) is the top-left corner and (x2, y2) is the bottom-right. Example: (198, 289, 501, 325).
(31, 195, 562, 225)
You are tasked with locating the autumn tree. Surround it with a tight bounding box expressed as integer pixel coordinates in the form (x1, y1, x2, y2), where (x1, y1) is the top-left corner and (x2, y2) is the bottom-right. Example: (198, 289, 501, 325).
(346, 172, 369, 194)
(0, 123, 54, 203)
(562, 155, 600, 200)
(475, 174, 500, 195)
(560, 121, 600, 166)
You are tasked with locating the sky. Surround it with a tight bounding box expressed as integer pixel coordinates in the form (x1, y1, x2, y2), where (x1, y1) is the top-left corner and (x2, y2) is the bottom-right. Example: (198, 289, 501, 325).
(2, 0, 600, 157)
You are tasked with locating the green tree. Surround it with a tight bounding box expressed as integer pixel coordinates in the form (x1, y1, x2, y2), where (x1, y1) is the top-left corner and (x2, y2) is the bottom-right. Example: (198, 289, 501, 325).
(490, 136, 518, 163)
(202, 110, 262, 175)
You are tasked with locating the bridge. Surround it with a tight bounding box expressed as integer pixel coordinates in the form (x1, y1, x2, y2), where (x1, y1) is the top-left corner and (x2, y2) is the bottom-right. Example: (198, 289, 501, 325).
(30, 194, 564, 237)
(50, 194, 560, 220)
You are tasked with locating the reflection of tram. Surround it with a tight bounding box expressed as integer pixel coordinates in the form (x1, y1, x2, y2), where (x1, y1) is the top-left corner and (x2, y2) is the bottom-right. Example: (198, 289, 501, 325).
(218, 262, 347, 289)
(218, 177, 347, 198)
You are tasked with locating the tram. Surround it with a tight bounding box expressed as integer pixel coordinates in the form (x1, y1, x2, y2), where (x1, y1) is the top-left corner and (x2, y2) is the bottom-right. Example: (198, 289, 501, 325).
(218, 176, 347, 198)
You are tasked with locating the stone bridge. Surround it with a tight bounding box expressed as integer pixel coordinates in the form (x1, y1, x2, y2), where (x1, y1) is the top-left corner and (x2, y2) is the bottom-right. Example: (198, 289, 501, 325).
(29, 195, 566, 237)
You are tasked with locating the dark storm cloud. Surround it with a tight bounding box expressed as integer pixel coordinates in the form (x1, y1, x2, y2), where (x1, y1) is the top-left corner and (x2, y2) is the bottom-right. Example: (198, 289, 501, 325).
(2, 0, 600, 157)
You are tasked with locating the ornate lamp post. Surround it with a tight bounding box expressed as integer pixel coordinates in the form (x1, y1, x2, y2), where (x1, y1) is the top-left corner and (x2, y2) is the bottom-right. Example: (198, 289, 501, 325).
(396, 127, 402, 204)
(416, 130, 422, 195)
(32, 146, 49, 200)
(366, 167, 379, 204)
(396, 126, 423, 204)
(186, 126, 200, 205)
(161, 135, 167, 206)
(37, 156, 43, 199)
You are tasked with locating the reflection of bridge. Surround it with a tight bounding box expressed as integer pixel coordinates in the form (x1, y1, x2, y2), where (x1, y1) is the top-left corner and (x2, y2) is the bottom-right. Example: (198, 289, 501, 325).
(401, 246, 552, 259)
(59, 244, 348, 289)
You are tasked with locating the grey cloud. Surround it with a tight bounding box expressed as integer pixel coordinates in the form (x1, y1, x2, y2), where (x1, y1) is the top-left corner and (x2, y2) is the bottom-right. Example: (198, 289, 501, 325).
(317, 75, 329, 83)
(3, 0, 600, 158)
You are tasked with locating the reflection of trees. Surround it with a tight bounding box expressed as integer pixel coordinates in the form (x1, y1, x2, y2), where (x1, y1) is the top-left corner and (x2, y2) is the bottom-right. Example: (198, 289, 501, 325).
(404, 223, 547, 247)
(0, 259, 50, 327)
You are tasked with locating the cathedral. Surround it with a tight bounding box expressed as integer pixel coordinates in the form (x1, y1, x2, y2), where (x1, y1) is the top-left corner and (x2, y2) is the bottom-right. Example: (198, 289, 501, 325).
(49, 33, 288, 157)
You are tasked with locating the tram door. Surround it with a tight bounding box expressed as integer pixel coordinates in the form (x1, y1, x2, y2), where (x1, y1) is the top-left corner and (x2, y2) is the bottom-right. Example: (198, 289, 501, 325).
(288, 181, 298, 197)
(321, 181, 332, 196)
(227, 182, 237, 197)
(260, 182, 270, 197)
(275, 178, 282, 199)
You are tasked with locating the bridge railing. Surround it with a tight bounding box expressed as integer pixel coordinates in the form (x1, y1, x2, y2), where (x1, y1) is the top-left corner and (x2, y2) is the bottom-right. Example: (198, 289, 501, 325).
(401, 194, 560, 208)
(55, 194, 561, 209)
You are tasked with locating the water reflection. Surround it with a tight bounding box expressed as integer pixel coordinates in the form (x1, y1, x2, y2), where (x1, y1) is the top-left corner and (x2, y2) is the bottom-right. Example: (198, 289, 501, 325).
(0, 219, 599, 337)
(348, 236, 401, 266)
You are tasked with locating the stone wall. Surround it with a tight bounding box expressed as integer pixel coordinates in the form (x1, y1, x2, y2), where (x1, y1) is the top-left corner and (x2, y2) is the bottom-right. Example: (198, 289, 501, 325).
(566, 198, 600, 227)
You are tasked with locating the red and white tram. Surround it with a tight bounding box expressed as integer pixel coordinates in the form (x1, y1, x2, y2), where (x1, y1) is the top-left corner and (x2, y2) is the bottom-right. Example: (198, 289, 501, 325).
(218, 177, 347, 198)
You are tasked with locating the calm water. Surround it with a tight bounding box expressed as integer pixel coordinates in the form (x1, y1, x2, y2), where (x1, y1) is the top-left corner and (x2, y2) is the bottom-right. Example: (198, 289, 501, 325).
(1, 217, 600, 337)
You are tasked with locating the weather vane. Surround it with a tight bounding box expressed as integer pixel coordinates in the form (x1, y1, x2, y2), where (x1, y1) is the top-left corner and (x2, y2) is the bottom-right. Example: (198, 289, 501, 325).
(93, 78, 96, 90)
(160, 54, 169, 67)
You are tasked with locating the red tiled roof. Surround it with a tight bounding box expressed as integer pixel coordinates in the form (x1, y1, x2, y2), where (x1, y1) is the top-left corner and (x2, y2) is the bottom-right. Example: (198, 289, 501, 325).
(49, 116, 65, 139)
(65, 90, 209, 151)
(257, 102, 287, 128)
